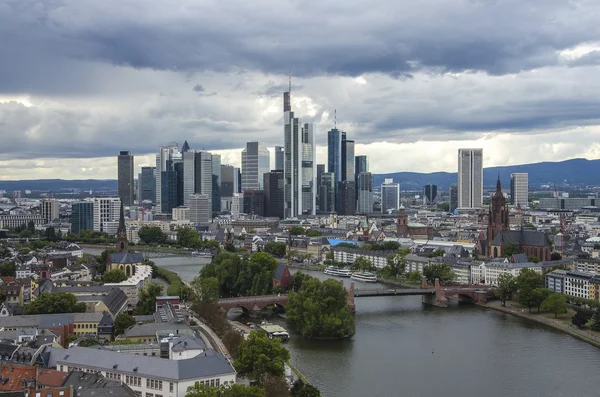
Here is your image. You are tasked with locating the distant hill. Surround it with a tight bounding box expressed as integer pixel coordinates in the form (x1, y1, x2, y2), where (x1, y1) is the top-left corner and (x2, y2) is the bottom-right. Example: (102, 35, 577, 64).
(1, 158, 599, 192)
(374, 158, 600, 189)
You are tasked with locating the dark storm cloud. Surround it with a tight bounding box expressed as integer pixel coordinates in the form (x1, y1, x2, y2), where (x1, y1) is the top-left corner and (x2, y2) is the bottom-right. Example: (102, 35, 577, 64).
(192, 84, 205, 92)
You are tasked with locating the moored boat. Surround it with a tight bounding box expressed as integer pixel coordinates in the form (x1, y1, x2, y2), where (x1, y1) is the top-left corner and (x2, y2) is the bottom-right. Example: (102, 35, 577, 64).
(351, 271, 378, 283)
(323, 266, 352, 277)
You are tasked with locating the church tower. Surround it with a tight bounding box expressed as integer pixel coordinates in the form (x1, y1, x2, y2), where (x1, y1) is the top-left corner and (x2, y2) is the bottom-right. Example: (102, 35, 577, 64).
(115, 202, 128, 253)
(396, 204, 408, 235)
(486, 175, 509, 256)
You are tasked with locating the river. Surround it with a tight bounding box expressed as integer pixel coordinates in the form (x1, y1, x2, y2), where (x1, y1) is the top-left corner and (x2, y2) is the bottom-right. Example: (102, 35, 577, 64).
(84, 248, 600, 397)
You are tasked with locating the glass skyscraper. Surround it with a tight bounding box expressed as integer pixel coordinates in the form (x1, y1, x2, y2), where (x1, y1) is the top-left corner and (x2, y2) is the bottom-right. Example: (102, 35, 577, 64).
(71, 201, 94, 235)
(241, 142, 270, 191)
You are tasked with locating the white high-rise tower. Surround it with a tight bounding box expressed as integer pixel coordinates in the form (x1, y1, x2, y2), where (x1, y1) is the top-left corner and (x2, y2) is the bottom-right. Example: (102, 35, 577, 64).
(457, 148, 483, 209)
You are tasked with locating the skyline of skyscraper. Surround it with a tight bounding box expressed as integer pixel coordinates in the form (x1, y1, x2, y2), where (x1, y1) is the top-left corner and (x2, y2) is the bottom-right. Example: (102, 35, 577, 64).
(117, 150, 134, 206)
(381, 178, 400, 213)
(275, 146, 284, 171)
(241, 141, 270, 191)
(357, 172, 373, 213)
(511, 172, 529, 208)
(458, 148, 483, 209)
(327, 128, 343, 185)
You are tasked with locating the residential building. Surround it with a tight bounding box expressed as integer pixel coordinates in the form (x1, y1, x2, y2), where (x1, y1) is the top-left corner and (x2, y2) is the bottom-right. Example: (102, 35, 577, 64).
(457, 148, 483, 209)
(546, 270, 593, 299)
(189, 194, 210, 225)
(381, 178, 400, 213)
(473, 261, 542, 286)
(333, 247, 395, 269)
(546, 269, 566, 294)
(93, 197, 121, 235)
(264, 171, 284, 218)
(241, 142, 270, 191)
(337, 181, 356, 216)
(212, 154, 221, 213)
(510, 173, 528, 208)
(327, 128, 343, 185)
(41, 199, 60, 224)
(449, 184, 458, 213)
(243, 190, 265, 217)
(274, 146, 284, 171)
(423, 184, 437, 205)
(319, 172, 336, 213)
(156, 143, 181, 213)
(118, 151, 135, 206)
(0, 213, 44, 229)
(140, 167, 156, 203)
(71, 201, 94, 235)
(357, 172, 374, 214)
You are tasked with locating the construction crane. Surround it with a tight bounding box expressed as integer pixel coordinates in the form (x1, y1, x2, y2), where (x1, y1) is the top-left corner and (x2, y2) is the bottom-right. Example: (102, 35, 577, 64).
(554, 184, 566, 256)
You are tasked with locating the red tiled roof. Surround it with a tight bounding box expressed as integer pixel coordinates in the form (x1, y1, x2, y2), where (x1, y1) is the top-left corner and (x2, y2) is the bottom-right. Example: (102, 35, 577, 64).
(0, 364, 36, 391)
(37, 369, 68, 387)
(0, 276, 16, 284)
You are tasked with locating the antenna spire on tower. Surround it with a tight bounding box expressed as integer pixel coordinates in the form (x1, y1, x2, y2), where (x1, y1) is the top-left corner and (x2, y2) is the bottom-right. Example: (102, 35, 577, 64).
(334, 109, 337, 129)
(289, 71, 291, 92)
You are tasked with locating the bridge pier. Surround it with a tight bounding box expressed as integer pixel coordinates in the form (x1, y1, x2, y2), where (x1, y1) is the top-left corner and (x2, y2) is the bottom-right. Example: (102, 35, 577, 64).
(421, 278, 448, 308)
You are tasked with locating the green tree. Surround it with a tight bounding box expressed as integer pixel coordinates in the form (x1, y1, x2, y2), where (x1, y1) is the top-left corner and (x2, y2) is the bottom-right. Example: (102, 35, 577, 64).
(516, 268, 544, 293)
(177, 227, 200, 248)
(527, 255, 540, 263)
(186, 383, 265, 397)
(138, 226, 167, 245)
(290, 272, 313, 292)
(407, 270, 422, 284)
(289, 226, 305, 236)
(502, 242, 521, 257)
(133, 283, 163, 315)
(263, 241, 287, 258)
(25, 292, 86, 314)
(384, 249, 409, 280)
(572, 311, 589, 328)
(27, 220, 36, 233)
(102, 269, 128, 283)
(222, 329, 244, 360)
(190, 276, 220, 305)
(306, 229, 322, 237)
(550, 252, 562, 261)
(531, 288, 552, 312)
(19, 229, 33, 238)
(590, 310, 600, 331)
(437, 203, 450, 212)
(96, 249, 115, 274)
(354, 257, 376, 272)
(287, 278, 355, 339)
(0, 262, 16, 277)
(45, 226, 59, 242)
(114, 313, 136, 335)
(541, 293, 567, 318)
(496, 273, 517, 306)
(78, 338, 100, 347)
(594, 243, 600, 250)
(263, 375, 291, 397)
(235, 330, 290, 386)
(427, 249, 445, 258)
(291, 380, 321, 397)
(423, 263, 454, 284)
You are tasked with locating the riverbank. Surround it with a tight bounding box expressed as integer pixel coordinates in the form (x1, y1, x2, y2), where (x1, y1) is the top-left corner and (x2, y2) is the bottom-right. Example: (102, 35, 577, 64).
(481, 300, 600, 349)
(79, 243, 191, 254)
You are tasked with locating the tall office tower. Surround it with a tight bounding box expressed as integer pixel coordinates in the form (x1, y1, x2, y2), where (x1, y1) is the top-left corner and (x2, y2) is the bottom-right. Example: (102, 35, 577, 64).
(264, 171, 284, 218)
(458, 148, 483, 209)
(156, 143, 181, 212)
(212, 154, 221, 212)
(241, 142, 270, 191)
(423, 184, 438, 205)
(275, 146, 284, 171)
(337, 181, 356, 215)
(284, 88, 316, 217)
(139, 167, 156, 203)
(183, 150, 196, 206)
(41, 199, 59, 224)
(510, 173, 529, 208)
(189, 194, 210, 225)
(183, 151, 212, 209)
(181, 140, 191, 153)
(355, 155, 368, 201)
(357, 172, 374, 213)
(343, 138, 355, 182)
(381, 178, 400, 213)
(243, 190, 265, 216)
(220, 165, 235, 198)
(449, 184, 458, 213)
(93, 197, 121, 235)
(316, 164, 325, 211)
(235, 167, 241, 193)
(231, 193, 244, 218)
(161, 160, 179, 214)
(117, 151, 134, 206)
(327, 128, 343, 185)
(71, 201, 94, 235)
(319, 172, 336, 213)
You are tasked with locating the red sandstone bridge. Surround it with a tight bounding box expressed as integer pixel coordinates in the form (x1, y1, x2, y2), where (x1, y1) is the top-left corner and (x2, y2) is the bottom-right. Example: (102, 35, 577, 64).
(217, 279, 492, 315)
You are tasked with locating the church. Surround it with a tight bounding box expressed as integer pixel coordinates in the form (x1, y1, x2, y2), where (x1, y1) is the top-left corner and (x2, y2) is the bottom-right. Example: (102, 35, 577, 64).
(478, 177, 552, 262)
(107, 203, 143, 276)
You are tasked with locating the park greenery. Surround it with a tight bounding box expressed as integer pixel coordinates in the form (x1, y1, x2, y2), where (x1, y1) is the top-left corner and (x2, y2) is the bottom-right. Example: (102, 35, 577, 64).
(287, 276, 355, 339)
(78, 338, 100, 347)
(25, 292, 86, 314)
(114, 313, 137, 335)
(235, 330, 290, 385)
(591, 310, 600, 332)
(381, 249, 410, 280)
(150, 262, 191, 298)
(422, 263, 454, 284)
(102, 269, 128, 283)
(289, 226, 306, 236)
(133, 283, 163, 315)
(138, 226, 168, 245)
(0, 261, 16, 277)
(306, 229, 322, 237)
(263, 241, 287, 258)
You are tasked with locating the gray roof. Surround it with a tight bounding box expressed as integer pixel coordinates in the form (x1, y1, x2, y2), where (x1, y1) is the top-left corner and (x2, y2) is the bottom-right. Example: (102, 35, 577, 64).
(491, 230, 550, 247)
(77, 288, 128, 315)
(109, 251, 144, 264)
(55, 347, 235, 381)
(62, 371, 137, 397)
(170, 335, 206, 352)
(73, 313, 104, 322)
(124, 322, 191, 338)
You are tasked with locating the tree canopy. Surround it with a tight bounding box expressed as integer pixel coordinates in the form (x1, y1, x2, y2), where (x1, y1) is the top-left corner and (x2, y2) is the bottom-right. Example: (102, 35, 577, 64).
(0, 262, 16, 277)
(235, 330, 290, 386)
(306, 230, 322, 237)
(102, 269, 128, 283)
(289, 226, 306, 236)
(541, 293, 567, 318)
(133, 283, 163, 315)
(138, 226, 167, 245)
(516, 268, 545, 312)
(78, 338, 100, 347)
(383, 249, 409, 280)
(503, 242, 521, 257)
(25, 292, 86, 315)
(291, 380, 321, 397)
(422, 263, 454, 284)
(287, 277, 355, 339)
(190, 276, 220, 305)
(263, 242, 287, 258)
(114, 313, 137, 335)
(496, 273, 517, 306)
(186, 383, 265, 397)
(353, 257, 376, 272)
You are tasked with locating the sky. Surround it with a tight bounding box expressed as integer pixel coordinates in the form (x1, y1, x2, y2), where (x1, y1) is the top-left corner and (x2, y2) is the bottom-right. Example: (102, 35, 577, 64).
(2, 0, 600, 180)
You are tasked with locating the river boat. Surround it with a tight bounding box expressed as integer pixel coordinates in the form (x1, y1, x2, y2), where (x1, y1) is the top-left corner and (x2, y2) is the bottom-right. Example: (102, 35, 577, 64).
(191, 251, 212, 257)
(351, 271, 378, 283)
(323, 266, 352, 277)
(258, 321, 289, 341)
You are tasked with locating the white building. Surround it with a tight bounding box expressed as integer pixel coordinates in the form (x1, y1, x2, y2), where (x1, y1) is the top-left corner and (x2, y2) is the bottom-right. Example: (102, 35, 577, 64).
(41, 199, 60, 224)
(0, 213, 44, 229)
(231, 193, 244, 218)
(471, 261, 542, 286)
(564, 271, 592, 299)
(380, 179, 400, 213)
(333, 247, 392, 269)
(189, 194, 210, 225)
(93, 197, 121, 235)
(183, 150, 212, 208)
(241, 142, 270, 191)
(55, 346, 236, 397)
(172, 207, 189, 222)
(510, 173, 529, 209)
(104, 264, 152, 306)
(458, 148, 483, 209)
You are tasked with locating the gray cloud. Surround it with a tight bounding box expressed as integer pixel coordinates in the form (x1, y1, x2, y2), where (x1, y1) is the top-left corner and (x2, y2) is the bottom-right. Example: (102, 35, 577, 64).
(192, 84, 205, 92)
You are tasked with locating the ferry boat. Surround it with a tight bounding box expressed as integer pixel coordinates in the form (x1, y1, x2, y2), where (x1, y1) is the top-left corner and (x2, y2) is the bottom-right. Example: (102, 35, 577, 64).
(191, 250, 212, 257)
(323, 266, 352, 278)
(351, 271, 378, 283)
(258, 321, 290, 342)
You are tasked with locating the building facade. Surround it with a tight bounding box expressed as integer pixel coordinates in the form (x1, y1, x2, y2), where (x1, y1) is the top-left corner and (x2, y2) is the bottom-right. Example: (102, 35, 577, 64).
(357, 172, 373, 214)
(510, 173, 529, 208)
(93, 197, 121, 235)
(140, 167, 156, 203)
(41, 199, 60, 224)
(189, 194, 210, 225)
(327, 128, 343, 185)
(337, 181, 356, 216)
(241, 142, 270, 191)
(212, 154, 221, 213)
(274, 146, 284, 171)
(117, 151, 134, 206)
(449, 184, 458, 213)
(342, 137, 355, 183)
(423, 184, 437, 205)
(156, 143, 181, 212)
(319, 172, 336, 213)
(264, 171, 284, 218)
(458, 148, 483, 209)
(71, 201, 94, 235)
(220, 165, 235, 198)
(381, 178, 400, 213)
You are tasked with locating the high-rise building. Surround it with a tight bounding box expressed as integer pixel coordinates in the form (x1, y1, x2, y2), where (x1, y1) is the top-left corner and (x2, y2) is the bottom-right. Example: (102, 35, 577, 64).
(189, 194, 210, 225)
(423, 184, 438, 205)
(235, 167, 242, 193)
(327, 128, 343, 185)
(220, 165, 235, 198)
(161, 160, 180, 214)
(264, 171, 284, 218)
(316, 164, 325, 211)
(355, 155, 368, 202)
(212, 154, 221, 213)
(319, 172, 336, 213)
(93, 197, 121, 235)
(117, 151, 134, 206)
(510, 173, 529, 208)
(231, 193, 244, 218)
(284, 89, 316, 217)
(243, 190, 265, 217)
(357, 172, 374, 213)
(183, 151, 212, 209)
(343, 138, 355, 182)
(241, 142, 270, 191)
(275, 146, 284, 171)
(139, 167, 156, 203)
(458, 148, 483, 209)
(337, 181, 356, 215)
(449, 184, 458, 213)
(71, 201, 94, 235)
(156, 143, 181, 212)
(381, 178, 400, 213)
(41, 199, 59, 224)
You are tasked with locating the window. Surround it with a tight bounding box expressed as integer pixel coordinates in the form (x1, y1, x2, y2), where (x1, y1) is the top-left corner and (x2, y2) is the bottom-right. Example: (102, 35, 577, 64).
(146, 394, 153, 397)
(210, 379, 215, 387)
(169, 383, 173, 393)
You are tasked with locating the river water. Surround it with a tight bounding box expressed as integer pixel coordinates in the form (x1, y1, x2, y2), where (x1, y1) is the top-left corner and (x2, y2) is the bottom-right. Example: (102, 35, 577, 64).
(84, 248, 600, 397)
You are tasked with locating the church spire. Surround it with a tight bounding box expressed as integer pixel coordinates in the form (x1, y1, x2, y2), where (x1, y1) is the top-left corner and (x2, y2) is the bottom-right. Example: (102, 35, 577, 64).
(496, 173, 502, 193)
(118, 201, 126, 234)
(115, 201, 128, 253)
